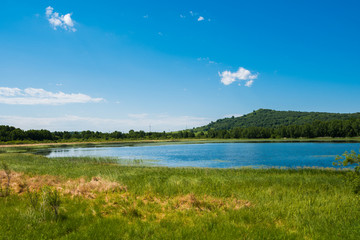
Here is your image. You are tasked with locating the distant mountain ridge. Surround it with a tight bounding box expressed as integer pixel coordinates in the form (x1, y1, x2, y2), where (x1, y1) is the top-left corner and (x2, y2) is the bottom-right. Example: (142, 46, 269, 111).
(195, 109, 360, 131)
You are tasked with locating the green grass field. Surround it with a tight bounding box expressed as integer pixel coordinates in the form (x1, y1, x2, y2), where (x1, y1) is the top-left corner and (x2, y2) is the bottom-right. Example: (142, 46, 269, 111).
(1, 153, 359, 239)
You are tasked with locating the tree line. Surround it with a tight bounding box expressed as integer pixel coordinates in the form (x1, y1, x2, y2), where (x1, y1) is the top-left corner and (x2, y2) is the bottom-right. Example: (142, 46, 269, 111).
(201, 119, 360, 139)
(1, 118, 360, 142)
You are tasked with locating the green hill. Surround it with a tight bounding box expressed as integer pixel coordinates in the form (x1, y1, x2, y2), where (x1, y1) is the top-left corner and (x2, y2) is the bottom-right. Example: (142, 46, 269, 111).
(195, 109, 360, 131)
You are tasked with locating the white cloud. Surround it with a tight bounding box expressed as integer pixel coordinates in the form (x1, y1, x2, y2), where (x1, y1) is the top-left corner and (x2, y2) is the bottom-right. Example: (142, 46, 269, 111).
(62, 14, 74, 27)
(0, 114, 210, 132)
(0, 87, 104, 105)
(198, 16, 204, 21)
(143, 14, 149, 18)
(180, 14, 186, 18)
(219, 67, 258, 86)
(46, 6, 76, 32)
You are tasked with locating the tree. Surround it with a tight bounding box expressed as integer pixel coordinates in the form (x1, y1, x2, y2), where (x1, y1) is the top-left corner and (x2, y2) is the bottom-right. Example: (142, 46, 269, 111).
(334, 150, 360, 194)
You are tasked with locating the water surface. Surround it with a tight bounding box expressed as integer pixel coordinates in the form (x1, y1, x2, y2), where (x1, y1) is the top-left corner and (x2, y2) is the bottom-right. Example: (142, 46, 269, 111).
(44, 142, 360, 168)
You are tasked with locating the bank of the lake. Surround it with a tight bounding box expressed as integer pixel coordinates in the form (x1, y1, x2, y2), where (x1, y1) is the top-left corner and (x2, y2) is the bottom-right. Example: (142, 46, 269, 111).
(1, 136, 360, 148)
(0, 153, 359, 239)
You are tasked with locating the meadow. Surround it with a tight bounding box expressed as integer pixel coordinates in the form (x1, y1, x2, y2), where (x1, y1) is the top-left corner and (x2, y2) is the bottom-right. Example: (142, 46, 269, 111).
(0, 152, 359, 239)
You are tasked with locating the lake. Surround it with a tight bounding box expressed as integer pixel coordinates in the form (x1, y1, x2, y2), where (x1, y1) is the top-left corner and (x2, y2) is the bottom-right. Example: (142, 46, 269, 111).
(43, 142, 360, 168)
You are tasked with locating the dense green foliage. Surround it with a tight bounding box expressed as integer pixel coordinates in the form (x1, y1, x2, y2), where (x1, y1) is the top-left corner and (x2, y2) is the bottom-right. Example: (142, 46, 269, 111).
(0, 125, 179, 142)
(198, 118, 360, 139)
(196, 109, 360, 131)
(0, 153, 359, 239)
(1, 109, 360, 143)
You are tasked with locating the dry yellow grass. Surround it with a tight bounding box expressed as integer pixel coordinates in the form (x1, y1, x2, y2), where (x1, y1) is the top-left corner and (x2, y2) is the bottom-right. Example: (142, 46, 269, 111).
(0, 170, 126, 198)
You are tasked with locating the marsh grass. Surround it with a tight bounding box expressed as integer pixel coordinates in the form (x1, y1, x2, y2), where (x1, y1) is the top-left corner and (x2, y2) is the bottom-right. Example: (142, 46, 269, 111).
(0, 153, 359, 239)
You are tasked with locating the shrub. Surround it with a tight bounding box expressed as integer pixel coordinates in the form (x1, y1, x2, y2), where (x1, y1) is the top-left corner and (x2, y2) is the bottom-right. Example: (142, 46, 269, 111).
(40, 187, 62, 220)
(46, 188, 61, 219)
(334, 150, 360, 194)
(27, 187, 40, 210)
(26, 187, 62, 221)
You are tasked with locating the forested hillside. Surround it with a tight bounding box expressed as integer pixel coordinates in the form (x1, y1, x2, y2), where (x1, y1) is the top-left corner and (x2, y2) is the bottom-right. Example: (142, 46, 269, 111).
(195, 109, 360, 131)
(1, 109, 360, 143)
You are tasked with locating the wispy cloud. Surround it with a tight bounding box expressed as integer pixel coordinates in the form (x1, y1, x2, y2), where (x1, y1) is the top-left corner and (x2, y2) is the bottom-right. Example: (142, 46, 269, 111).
(219, 67, 258, 86)
(128, 113, 148, 119)
(0, 87, 22, 96)
(0, 114, 210, 132)
(181, 11, 209, 22)
(0, 87, 104, 105)
(197, 57, 216, 64)
(45, 6, 76, 32)
(244, 79, 254, 87)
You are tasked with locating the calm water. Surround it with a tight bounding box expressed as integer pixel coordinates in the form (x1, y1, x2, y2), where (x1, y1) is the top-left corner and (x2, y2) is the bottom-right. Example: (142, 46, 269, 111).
(44, 142, 360, 168)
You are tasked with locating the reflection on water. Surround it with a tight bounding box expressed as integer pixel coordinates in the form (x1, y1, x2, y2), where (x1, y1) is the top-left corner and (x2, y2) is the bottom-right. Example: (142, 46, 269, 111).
(43, 142, 360, 168)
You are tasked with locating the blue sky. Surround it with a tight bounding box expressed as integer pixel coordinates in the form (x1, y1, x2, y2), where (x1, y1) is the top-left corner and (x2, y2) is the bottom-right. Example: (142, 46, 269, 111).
(0, 0, 359, 132)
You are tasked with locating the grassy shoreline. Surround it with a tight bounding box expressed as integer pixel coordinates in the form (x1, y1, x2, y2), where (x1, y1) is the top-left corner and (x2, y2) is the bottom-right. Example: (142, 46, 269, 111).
(1, 153, 359, 239)
(1, 136, 360, 148)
